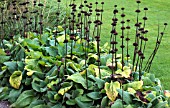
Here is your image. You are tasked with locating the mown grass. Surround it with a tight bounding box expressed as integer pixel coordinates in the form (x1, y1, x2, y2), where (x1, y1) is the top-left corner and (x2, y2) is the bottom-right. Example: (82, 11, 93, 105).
(73, 0, 170, 90)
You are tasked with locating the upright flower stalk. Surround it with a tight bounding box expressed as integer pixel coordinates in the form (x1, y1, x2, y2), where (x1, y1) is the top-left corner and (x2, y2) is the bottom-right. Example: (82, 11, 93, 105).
(132, 0, 141, 71)
(144, 23, 167, 72)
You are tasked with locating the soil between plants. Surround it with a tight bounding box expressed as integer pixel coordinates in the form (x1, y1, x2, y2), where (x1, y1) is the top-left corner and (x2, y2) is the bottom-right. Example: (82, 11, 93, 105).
(0, 101, 10, 108)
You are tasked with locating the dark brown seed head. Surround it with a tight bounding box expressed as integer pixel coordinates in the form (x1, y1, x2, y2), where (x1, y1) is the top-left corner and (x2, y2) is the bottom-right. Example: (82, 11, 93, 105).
(135, 23, 140, 27)
(126, 38, 130, 41)
(113, 9, 118, 14)
(121, 7, 125, 10)
(135, 9, 141, 13)
(164, 23, 168, 26)
(136, 0, 141, 3)
(120, 36, 124, 38)
(133, 42, 138, 46)
(84, 0, 87, 3)
(121, 26, 125, 30)
(143, 17, 148, 20)
(144, 7, 148, 10)
(121, 21, 125, 24)
(64, 39, 68, 43)
(127, 19, 130, 22)
(144, 38, 148, 41)
(126, 26, 131, 29)
(121, 14, 125, 17)
(120, 45, 125, 48)
(95, 2, 98, 4)
(38, 3, 44, 7)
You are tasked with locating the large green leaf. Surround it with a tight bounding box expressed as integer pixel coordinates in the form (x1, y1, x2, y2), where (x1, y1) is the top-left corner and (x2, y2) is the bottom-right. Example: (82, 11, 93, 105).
(0, 56, 10, 63)
(66, 99, 76, 106)
(44, 46, 58, 57)
(15, 47, 25, 61)
(40, 33, 49, 45)
(104, 81, 120, 102)
(111, 99, 123, 108)
(101, 96, 109, 108)
(10, 90, 39, 108)
(58, 82, 73, 95)
(72, 89, 84, 98)
(24, 38, 40, 50)
(143, 77, 153, 86)
(29, 51, 43, 59)
(9, 71, 22, 89)
(87, 92, 102, 100)
(154, 101, 168, 108)
(47, 91, 57, 103)
(67, 73, 87, 89)
(88, 75, 105, 89)
(0, 87, 8, 100)
(117, 89, 132, 104)
(32, 78, 47, 92)
(4, 61, 18, 73)
(58, 43, 65, 56)
(75, 96, 93, 108)
(8, 86, 23, 103)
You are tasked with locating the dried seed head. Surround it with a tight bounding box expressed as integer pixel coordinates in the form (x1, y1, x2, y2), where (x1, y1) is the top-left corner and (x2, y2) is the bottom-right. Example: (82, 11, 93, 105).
(121, 14, 125, 17)
(38, 3, 44, 7)
(164, 23, 168, 26)
(121, 7, 125, 10)
(120, 36, 124, 38)
(126, 26, 131, 29)
(135, 9, 141, 13)
(143, 17, 148, 20)
(133, 42, 138, 46)
(120, 45, 125, 48)
(136, 0, 141, 3)
(144, 7, 148, 10)
(113, 9, 118, 14)
(121, 21, 125, 24)
(121, 26, 125, 30)
(144, 38, 148, 41)
(127, 19, 130, 22)
(84, 0, 87, 3)
(126, 38, 130, 41)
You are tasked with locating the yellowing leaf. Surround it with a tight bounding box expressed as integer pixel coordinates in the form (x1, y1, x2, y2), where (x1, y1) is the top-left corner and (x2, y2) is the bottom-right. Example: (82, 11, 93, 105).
(57, 35, 65, 43)
(115, 66, 131, 78)
(27, 71, 35, 76)
(117, 62, 123, 69)
(104, 81, 120, 102)
(58, 82, 73, 95)
(9, 71, 22, 89)
(0, 49, 6, 55)
(127, 88, 136, 95)
(128, 81, 143, 90)
(58, 26, 64, 32)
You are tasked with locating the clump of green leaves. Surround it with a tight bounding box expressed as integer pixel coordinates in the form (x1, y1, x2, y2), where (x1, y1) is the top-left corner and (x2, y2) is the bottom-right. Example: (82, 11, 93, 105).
(0, 28, 169, 108)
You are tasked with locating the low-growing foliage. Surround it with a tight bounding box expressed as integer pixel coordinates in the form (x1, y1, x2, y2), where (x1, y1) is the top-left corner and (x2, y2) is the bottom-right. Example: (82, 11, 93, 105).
(0, 0, 169, 108)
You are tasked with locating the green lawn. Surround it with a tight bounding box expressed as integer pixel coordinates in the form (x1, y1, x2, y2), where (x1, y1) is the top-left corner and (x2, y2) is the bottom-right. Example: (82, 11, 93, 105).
(74, 0, 170, 90)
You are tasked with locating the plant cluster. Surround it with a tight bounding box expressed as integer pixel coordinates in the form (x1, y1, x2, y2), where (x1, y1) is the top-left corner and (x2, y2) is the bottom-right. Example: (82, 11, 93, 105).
(0, 0, 170, 108)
